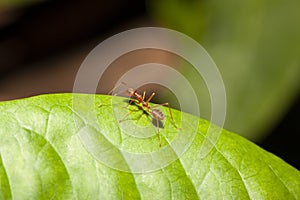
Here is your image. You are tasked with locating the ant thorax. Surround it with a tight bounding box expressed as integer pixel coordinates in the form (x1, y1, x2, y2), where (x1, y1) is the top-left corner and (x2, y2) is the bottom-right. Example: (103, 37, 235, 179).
(142, 101, 148, 108)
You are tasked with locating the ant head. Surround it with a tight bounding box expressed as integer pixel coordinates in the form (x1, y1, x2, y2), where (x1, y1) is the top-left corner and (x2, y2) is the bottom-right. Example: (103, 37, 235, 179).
(126, 88, 136, 96)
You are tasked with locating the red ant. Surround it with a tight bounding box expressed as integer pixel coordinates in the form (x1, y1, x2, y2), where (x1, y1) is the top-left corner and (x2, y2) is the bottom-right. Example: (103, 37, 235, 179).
(121, 87, 178, 147)
(102, 84, 179, 147)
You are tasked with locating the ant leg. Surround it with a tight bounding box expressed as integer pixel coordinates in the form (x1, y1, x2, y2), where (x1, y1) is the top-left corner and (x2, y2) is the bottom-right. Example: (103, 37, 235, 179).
(146, 92, 156, 103)
(99, 97, 136, 109)
(156, 119, 162, 147)
(142, 91, 146, 101)
(98, 82, 127, 107)
(118, 103, 143, 123)
(122, 98, 139, 110)
(98, 97, 116, 108)
(98, 95, 126, 108)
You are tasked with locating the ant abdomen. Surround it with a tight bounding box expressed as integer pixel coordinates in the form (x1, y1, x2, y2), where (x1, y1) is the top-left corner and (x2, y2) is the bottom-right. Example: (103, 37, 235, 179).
(152, 109, 164, 121)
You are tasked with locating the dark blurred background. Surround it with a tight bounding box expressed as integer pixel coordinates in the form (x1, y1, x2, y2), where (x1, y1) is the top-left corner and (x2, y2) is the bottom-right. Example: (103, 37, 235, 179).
(0, 0, 299, 169)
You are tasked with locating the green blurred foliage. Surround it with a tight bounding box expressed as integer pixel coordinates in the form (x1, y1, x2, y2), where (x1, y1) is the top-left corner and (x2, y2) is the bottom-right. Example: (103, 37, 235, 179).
(149, 0, 300, 141)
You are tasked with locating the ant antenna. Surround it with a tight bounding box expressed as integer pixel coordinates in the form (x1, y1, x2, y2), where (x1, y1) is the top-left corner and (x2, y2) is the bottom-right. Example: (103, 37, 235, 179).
(107, 82, 127, 96)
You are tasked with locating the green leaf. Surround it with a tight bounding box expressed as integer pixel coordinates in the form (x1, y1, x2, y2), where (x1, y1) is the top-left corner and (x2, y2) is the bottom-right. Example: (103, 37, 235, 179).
(0, 94, 299, 199)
